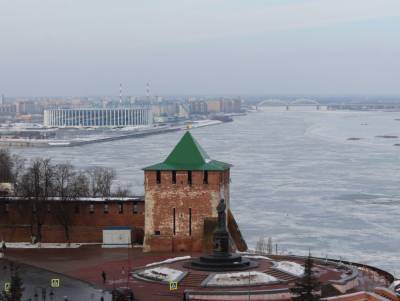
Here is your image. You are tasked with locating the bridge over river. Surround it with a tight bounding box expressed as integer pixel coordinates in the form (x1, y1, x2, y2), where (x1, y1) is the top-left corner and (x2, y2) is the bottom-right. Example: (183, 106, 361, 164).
(257, 99, 328, 111)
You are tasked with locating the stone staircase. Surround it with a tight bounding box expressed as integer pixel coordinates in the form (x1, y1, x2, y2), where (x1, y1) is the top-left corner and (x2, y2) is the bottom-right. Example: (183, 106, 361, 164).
(263, 267, 299, 283)
(180, 272, 208, 287)
(373, 287, 399, 301)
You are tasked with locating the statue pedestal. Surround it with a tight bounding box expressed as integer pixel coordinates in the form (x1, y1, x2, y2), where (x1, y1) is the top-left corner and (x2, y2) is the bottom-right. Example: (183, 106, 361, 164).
(189, 253, 258, 271)
(188, 199, 258, 271)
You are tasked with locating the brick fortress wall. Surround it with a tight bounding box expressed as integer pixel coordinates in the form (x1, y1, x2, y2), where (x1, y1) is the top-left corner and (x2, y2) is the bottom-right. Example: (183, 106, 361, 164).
(0, 198, 144, 243)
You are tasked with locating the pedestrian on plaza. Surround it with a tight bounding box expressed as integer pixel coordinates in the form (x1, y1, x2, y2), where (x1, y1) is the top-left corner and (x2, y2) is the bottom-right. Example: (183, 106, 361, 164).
(102, 270, 107, 284)
(100, 296, 104, 301)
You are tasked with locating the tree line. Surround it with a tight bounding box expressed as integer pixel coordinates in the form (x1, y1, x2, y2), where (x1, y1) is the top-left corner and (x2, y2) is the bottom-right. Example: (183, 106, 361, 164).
(0, 149, 126, 197)
(0, 149, 131, 244)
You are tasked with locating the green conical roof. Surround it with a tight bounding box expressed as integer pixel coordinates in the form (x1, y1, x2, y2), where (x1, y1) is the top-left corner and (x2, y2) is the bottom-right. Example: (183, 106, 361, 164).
(143, 131, 232, 171)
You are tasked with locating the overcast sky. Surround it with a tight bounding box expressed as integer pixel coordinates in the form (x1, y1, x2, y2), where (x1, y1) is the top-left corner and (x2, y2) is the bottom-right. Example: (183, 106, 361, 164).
(1, 0, 400, 96)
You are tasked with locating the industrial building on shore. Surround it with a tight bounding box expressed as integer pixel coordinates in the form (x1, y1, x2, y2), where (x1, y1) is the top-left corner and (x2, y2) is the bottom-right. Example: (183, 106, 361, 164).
(43, 106, 153, 127)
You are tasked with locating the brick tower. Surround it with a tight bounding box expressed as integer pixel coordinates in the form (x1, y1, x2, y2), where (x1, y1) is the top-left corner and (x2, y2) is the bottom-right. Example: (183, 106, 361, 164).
(142, 131, 233, 252)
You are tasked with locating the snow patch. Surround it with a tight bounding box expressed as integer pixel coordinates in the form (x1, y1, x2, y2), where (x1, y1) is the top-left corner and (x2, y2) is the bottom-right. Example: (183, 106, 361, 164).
(145, 256, 191, 267)
(2, 242, 84, 249)
(206, 271, 278, 287)
(274, 261, 304, 277)
(137, 267, 184, 282)
(243, 255, 272, 260)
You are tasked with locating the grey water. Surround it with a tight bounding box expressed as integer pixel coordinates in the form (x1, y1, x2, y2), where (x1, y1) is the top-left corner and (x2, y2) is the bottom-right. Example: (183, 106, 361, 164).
(12, 110, 400, 276)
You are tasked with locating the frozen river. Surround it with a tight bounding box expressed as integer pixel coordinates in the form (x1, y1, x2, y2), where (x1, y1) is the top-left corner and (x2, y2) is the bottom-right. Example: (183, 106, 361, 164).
(12, 110, 400, 276)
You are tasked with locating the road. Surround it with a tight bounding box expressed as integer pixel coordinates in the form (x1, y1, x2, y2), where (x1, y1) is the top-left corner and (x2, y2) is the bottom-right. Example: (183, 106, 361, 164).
(0, 259, 111, 301)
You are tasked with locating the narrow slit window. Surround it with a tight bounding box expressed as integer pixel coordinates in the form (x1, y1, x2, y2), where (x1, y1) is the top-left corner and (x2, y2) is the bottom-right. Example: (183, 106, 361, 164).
(203, 171, 208, 184)
(189, 208, 192, 236)
(188, 171, 192, 185)
(5, 202, 9, 213)
(133, 203, 138, 214)
(156, 170, 161, 184)
(172, 170, 176, 184)
(173, 208, 176, 235)
(104, 204, 109, 214)
(89, 204, 94, 214)
(118, 203, 123, 214)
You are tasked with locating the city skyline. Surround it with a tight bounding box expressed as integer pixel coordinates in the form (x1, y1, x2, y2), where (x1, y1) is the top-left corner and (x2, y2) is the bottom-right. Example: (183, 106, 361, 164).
(1, 0, 400, 96)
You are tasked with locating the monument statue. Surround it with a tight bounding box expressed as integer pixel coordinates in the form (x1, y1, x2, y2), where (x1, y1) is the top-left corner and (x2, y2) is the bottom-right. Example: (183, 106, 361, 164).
(188, 198, 258, 271)
(216, 199, 227, 230)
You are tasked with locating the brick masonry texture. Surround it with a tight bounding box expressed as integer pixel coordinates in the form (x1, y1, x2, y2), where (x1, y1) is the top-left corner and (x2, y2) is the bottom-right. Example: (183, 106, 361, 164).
(143, 170, 230, 252)
(0, 200, 145, 243)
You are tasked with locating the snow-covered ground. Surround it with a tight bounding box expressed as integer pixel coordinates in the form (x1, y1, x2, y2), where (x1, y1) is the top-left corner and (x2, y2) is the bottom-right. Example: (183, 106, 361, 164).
(206, 271, 278, 287)
(145, 256, 191, 267)
(274, 261, 304, 277)
(243, 255, 272, 260)
(1, 242, 89, 248)
(137, 267, 184, 282)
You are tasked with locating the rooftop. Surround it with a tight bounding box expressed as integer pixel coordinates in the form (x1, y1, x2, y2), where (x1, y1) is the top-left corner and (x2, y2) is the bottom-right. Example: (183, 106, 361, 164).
(143, 131, 232, 171)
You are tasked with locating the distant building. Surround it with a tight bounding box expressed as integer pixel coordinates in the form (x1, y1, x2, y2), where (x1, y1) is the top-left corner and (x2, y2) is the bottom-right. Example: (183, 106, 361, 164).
(43, 107, 153, 127)
(16, 101, 44, 115)
(189, 100, 208, 114)
(0, 103, 16, 116)
(188, 99, 242, 115)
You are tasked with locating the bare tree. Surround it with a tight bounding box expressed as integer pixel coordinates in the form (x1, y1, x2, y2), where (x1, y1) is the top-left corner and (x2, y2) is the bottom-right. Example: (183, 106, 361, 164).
(267, 237, 273, 255)
(0, 149, 14, 183)
(52, 163, 76, 244)
(112, 185, 131, 198)
(87, 167, 116, 197)
(71, 171, 90, 197)
(10, 154, 25, 196)
(255, 237, 267, 254)
(18, 158, 54, 243)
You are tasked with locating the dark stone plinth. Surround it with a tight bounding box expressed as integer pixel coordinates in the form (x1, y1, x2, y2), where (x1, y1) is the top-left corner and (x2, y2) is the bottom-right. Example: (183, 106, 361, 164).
(188, 253, 258, 271)
(188, 199, 258, 271)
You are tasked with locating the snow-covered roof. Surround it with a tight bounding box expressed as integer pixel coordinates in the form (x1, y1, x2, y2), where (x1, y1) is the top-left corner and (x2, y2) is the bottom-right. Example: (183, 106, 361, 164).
(0, 196, 144, 203)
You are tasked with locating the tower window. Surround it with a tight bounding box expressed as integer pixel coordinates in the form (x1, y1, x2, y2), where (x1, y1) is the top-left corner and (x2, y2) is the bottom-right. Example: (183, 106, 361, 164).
(172, 170, 176, 184)
(173, 208, 176, 235)
(89, 204, 94, 213)
(154, 230, 161, 235)
(104, 204, 109, 214)
(118, 203, 123, 214)
(189, 208, 192, 236)
(188, 171, 192, 185)
(133, 203, 139, 214)
(156, 170, 161, 184)
(4, 202, 9, 213)
(203, 171, 208, 184)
